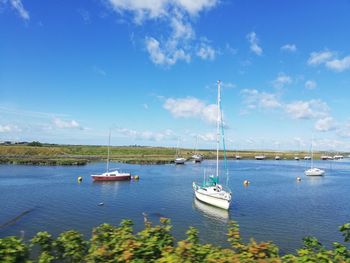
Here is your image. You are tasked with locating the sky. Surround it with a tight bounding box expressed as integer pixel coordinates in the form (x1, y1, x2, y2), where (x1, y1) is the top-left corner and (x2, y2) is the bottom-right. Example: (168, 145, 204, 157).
(1, 0, 350, 151)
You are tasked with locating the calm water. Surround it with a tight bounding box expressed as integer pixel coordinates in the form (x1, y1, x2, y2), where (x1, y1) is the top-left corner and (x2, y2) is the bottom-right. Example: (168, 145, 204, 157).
(1, 159, 350, 253)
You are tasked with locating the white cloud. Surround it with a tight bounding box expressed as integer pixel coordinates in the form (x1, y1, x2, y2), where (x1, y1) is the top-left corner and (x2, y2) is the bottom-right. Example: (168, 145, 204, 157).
(305, 80, 317, 90)
(145, 36, 191, 66)
(246, 32, 262, 56)
(241, 89, 281, 110)
(198, 132, 216, 141)
(116, 127, 176, 141)
(285, 99, 329, 120)
(0, 124, 21, 133)
(196, 43, 216, 60)
(106, 0, 217, 21)
(325, 55, 350, 72)
(7, 0, 30, 21)
(281, 44, 296, 52)
(53, 118, 81, 129)
(272, 73, 292, 89)
(307, 50, 335, 65)
(307, 50, 350, 72)
(105, 0, 218, 66)
(337, 121, 350, 137)
(220, 81, 236, 89)
(314, 117, 336, 132)
(163, 97, 218, 124)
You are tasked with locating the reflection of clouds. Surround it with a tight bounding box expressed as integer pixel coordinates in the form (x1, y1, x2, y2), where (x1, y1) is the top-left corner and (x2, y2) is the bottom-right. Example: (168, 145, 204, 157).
(193, 198, 229, 223)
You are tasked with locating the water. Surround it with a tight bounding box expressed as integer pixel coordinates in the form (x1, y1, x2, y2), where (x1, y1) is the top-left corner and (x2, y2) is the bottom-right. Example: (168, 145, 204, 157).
(1, 159, 350, 254)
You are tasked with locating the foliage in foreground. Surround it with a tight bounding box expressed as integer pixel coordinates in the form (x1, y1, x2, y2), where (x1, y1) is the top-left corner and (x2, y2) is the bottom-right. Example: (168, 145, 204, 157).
(0, 218, 349, 263)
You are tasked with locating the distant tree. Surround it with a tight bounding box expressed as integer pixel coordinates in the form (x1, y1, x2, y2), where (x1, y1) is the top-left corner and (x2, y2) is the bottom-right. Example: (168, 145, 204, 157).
(28, 141, 43, 147)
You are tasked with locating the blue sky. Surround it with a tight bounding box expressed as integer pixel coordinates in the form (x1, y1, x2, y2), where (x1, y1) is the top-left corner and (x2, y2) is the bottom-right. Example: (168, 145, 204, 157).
(1, 0, 350, 151)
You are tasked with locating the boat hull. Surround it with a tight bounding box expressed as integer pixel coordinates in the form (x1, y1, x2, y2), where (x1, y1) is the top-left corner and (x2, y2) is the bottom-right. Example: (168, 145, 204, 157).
(175, 158, 186, 164)
(194, 189, 231, 210)
(304, 168, 325, 176)
(91, 174, 131, 181)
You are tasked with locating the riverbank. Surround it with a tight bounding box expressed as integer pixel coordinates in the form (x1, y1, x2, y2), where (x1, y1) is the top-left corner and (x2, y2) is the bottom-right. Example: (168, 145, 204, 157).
(0, 144, 343, 165)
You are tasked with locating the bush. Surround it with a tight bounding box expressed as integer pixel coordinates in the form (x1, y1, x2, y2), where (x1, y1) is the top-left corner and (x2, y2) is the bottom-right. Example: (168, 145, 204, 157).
(0, 219, 349, 262)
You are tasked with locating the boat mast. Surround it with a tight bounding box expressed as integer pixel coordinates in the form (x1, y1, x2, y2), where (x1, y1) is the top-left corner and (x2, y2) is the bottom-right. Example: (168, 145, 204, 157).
(107, 129, 111, 172)
(216, 80, 221, 178)
(311, 135, 314, 169)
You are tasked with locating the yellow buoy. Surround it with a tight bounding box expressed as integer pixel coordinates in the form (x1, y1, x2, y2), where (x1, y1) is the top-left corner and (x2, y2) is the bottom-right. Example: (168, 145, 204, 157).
(77, 176, 83, 183)
(243, 180, 250, 186)
(133, 175, 140, 180)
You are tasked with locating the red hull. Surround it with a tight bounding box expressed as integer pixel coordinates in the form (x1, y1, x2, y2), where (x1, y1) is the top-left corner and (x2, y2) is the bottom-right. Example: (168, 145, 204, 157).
(91, 175, 131, 181)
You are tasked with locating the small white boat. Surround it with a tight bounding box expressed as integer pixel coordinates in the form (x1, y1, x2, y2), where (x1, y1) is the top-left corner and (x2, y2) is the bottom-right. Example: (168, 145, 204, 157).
(192, 136, 203, 163)
(235, 155, 242, 160)
(275, 156, 281, 160)
(304, 136, 325, 176)
(305, 167, 325, 176)
(304, 156, 311, 160)
(175, 138, 186, 164)
(334, 155, 344, 160)
(192, 154, 203, 163)
(175, 157, 186, 164)
(294, 156, 300, 161)
(255, 155, 266, 160)
(193, 81, 231, 210)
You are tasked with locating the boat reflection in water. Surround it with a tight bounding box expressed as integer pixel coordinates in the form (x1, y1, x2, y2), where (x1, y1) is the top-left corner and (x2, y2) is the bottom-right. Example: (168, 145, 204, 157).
(193, 198, 229, 223)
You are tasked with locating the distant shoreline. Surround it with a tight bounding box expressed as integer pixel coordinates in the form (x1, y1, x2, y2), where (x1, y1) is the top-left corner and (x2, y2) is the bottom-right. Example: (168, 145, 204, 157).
(0, 144, 346, 166)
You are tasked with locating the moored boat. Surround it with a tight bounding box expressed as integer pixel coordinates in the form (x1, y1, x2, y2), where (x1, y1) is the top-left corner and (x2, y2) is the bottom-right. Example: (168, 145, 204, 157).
(192, 154, 203, 163)
(91, 130, 131, 181)
(304, 136, 325, 176)
(175, 157, 186, 164)
(193, 80, 232, 210)
(91, 170, 131, 181)
(305, 168, 325, 176)
(255, 155, 266, 160)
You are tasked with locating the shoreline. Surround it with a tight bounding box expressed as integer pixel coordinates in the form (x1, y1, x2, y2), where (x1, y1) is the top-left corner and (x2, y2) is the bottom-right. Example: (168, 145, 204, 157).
(0, 145, 346, 166)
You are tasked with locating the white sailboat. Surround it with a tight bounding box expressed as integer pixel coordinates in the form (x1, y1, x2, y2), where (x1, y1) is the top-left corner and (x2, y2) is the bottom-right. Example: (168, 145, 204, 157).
(305, 136, 325, 176)
(192, 80, 232, 210)
(175, 138, 186, 164)
(192, 136, 203, 163)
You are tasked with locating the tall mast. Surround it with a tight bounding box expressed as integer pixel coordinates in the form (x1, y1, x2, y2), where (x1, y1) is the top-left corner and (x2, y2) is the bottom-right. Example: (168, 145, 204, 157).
(311, 135, 314, 169)
(216, 80, 221, 178)
(106, 129, 111, 172)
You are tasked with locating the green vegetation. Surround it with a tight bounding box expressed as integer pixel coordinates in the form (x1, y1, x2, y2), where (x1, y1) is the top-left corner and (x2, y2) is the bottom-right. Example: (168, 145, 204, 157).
(0, 218, 349, 262)
(0, 144, 344, 166)
(27, 141, 43, 147)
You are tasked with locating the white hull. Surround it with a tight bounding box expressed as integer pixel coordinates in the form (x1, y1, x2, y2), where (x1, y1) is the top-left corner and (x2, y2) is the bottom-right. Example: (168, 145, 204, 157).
(193, 186, 231, 210)
(255, 155, 265, 160)
(305, 168, 325, 176)
(175, 157, 186, 164)
(192, 154, 203, 162)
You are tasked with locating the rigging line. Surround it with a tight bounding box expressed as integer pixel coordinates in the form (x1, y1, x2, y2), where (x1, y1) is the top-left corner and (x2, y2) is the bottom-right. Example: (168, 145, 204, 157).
(219, 94, 229, 187)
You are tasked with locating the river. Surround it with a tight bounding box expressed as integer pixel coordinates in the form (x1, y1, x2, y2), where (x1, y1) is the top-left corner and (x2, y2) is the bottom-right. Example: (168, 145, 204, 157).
(1, 159, 349, 253)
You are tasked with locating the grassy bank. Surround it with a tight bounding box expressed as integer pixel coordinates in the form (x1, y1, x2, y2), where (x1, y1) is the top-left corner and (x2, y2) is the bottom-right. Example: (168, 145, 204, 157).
(0, 144, 342, 166)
